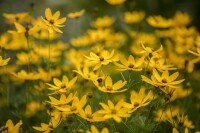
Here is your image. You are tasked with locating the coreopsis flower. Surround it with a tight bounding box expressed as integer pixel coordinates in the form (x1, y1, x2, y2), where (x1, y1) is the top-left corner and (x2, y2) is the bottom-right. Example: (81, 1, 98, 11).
(174, 114, 195, 129)
(16, 51, 39, 65)
(46, 75, 77, 94)
(97, 100, 130, 123)
(141, 69, 185, 89)
(105, 0, 126, 5)
(1, 119, 22, 133)
(91, 16, 115, 28)
(3, 12, 30, 24)
(25, 101, 44, 117)
(172, 11, 191, 27)
(87, 125, 109, 133)
(12, 70, 40, 80)
(147, 57, 176, 72)
(45, 93, 75, 106)
(114, 55, 144, 71)
(123, 86, 152, 113)
(33, 116, 61, 133)
(97, 76, 127, 93)
(173, 128, 189, 133)
(79, 105, 104, 122)
(0, 56, 10, 66)
(137, 43, 163, 59)
(67, 9, 85, 19)
(41, 8, 66, 33)
(8, 22, 39, 37)
(85, 50, 117, 70)
(55, 95, 87, 114)
(146, 15, 173, 28)
(124, 11, 145, 24)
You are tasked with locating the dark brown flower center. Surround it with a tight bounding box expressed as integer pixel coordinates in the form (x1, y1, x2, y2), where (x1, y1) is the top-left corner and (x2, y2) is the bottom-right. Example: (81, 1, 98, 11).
(111, 109, 117, 114)
(162, 79, 167, 83)
(100, 57, 104, 62)
(61, 84, 66, 89)
(86, 114, 93, 119)
(70, 106, 77, 111)
(128, 63, 134, 68)
(106, 86, 113, 91)
(134, 102, 139, 107)
(49, 19, 54, 24)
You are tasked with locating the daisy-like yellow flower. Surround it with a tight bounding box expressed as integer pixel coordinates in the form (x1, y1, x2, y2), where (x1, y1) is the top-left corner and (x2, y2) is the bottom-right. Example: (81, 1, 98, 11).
(3, 12, 30, 24)
(175, 114, 195, 129)
(45, 93, 75, 106)
(46, 75, 77, 95)
(97, 100, 130, 123)
(67, 9, 85, 19)
(114, 55, 144, 71)
(85, 50, 117, 70)
(173, 128, 189, 133)
(1, 119, 22, 133)
(33, 116, 61, 133)
(0, 56, 10, 66)
(146, 15, 173, 28)
(55, 95, 87, 114)
(141, 69, 185, 89)
(105, 0, 126, 5)
(87, 125, 109, 133)
(97, 75, 127, 93)
(137, 43, 163, 59)
(124, 11, 145, 24)
(123, 86, 152, 113)
(41, 8, 66, 33)
(79, 105, 104, 122)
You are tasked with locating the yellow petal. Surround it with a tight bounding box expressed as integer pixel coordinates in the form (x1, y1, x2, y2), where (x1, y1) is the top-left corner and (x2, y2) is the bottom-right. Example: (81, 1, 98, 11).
(45, 8, 52, 20)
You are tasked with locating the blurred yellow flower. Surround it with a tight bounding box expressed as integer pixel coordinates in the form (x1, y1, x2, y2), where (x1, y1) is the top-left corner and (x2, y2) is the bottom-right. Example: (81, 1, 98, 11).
(2, 119, 22, 133)
(67, 9, 85, 19)
(0, 56, 10, 66)
(92, 16, 115, 28)
(12, 70, 40, 80)
(25, 101, 44, 117)
(106, 0, 126, 5)
(146, 15, 173, 28)
(87, 125, 109, 133)
(124, 11, 145, 24)
(41, 8, 66, 33)
(3, 12, 30, 24)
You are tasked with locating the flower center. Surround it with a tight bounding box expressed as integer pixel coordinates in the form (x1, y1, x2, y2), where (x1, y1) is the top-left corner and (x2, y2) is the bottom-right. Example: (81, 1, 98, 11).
(86, 114, 93, 119)
(128, 63, 134, 68)
(60, 84, 66, 89)
(99, 57, 104, 62)
(162, 79, 167, 83)
(134, 102, 139, 107)
(49, 19, 54, 24)
(111, 109, 117, 114)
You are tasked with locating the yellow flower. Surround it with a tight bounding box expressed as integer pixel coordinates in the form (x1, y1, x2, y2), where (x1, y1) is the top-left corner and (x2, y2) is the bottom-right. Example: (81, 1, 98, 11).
(114, 55, 144, 71)
(33, 116, 61, 133)
(141, 69, 185, 89)
(85, 50, 117, 70)
(79, 105, 104, 122)
(188, 47, 200, 57)
(55, 95, 87, 114)
(46, 75, 77, 94)
(146, 15, 173, 28)
(124, 11, 145, 24)
(97, 100, 130, 123)
(67, 9, 85, 19)
(172, 11, 191, 27)
(16, 51, 39, 65)
(97, 75, 127, 93)
(12, 70, 40, 80)
(25, 101, 44, 117)
(175, 114, 195, 129)
(8, 22, 39, 37)
(105, 0, 126, 5)
(87, 125, 109, 133)
(3, 12, 30, 24)
(91, 16, 115, 28)
(46, 93, 75, 106)
(137, 43, 163, 59)
(0, 56, 10, 66)
(2, 119, 22, 133)
(123, 86, 152, 113)
(41, 8, 66, 33)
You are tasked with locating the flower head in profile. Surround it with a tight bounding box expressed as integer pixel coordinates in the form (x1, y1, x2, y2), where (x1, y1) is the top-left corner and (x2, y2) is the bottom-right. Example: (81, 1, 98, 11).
(97, 100, 130, 123)
(97, 75, 127, 93)
(114, 55, 144, 71)
(67, 9, 85, 19)
(146, 15, 173, 28)
(106, 0, 126, 5)
(1, 119, 22, 133)
(41, 8, 66, 33)
(12, 70, 40, 80)
(0, 56, 10, 66)
(124, 11, 145, 24)
(3, 12, 30, 24)
(91, 16, 115, 28)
